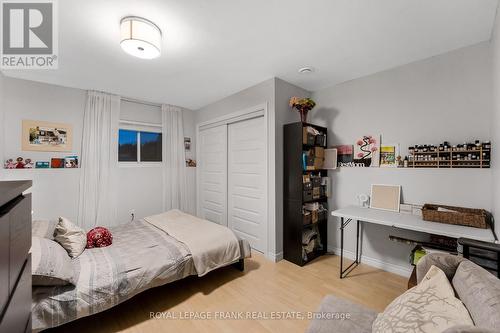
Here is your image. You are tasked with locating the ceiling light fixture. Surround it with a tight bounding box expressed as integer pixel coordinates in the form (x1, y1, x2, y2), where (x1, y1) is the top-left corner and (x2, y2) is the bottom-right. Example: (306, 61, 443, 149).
(120, 16, 162, 59)
(298, 67, 315, 74)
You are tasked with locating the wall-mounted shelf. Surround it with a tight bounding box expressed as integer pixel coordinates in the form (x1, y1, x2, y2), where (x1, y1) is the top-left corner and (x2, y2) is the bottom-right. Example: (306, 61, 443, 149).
(409, 148, 490, 169)
(3, 168, 79, 171)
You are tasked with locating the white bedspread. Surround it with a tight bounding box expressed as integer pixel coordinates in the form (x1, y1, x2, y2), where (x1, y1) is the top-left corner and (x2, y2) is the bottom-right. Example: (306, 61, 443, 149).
(144, 210, 241, 276)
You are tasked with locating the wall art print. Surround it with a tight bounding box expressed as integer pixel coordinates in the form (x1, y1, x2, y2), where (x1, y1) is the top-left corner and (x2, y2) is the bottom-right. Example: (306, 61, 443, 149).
(353, 135, 380, 167)
(22, 120, 73, 152)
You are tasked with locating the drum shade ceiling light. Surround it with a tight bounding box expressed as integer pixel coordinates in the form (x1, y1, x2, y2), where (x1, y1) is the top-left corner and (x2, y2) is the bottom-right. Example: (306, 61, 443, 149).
(120, 17, 162, 59)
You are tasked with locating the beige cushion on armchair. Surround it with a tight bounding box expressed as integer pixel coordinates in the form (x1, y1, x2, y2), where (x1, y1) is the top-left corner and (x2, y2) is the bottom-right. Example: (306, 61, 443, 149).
(416, 252, 465, 284)
(372, 265, 473, 333)
(452, 260, 500, 332)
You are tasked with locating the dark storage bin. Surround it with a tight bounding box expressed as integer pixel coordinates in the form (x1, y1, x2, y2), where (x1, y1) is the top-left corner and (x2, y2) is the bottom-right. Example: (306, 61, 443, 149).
(315, 134, 327, 147)
(307, 135, 316, 145)
(303, 213, 312, 225)
(303, 190, 313, 202)
(312, 177, 321, 187)
(311, 210, 319, 223)
(318, 210, 328, 221)
(303, 130, 316, 145)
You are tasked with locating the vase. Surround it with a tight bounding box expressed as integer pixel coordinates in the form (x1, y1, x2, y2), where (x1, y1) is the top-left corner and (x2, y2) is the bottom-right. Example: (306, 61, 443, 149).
(299, 110, 309, 123)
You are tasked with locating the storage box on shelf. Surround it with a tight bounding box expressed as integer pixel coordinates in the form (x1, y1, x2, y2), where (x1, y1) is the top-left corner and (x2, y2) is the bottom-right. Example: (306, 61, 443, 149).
(408, 141, 491, 168)
(284, 122, 329, 266)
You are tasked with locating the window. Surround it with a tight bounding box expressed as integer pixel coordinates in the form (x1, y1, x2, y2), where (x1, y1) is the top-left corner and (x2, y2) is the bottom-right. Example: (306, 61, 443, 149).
(140, 132, 162, 162)
(119, 129, 162, 163)
(118, 129, 138, 162)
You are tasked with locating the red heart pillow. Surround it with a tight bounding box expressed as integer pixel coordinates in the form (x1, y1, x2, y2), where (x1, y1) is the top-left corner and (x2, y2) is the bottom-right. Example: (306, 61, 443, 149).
(86, 227, 113, 249)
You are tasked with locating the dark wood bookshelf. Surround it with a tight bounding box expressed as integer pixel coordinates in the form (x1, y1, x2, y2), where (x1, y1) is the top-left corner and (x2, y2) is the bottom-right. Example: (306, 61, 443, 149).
(283, 122, 328, 266)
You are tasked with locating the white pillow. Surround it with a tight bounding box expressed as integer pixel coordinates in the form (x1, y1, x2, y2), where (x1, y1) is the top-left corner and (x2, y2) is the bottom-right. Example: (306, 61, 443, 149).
(372, 265, 474, 333)
(54, 217, 87, 258)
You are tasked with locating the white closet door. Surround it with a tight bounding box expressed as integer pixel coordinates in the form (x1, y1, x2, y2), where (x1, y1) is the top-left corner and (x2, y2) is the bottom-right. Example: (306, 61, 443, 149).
(228, 116, 266, 253)
(199, 125, 227, 226)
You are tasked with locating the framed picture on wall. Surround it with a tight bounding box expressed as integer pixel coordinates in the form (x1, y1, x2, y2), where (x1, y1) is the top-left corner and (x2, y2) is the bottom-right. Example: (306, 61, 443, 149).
(22, 120, 73, 152)
(184, 137, 191, 151)
(50, 158, 65, 168)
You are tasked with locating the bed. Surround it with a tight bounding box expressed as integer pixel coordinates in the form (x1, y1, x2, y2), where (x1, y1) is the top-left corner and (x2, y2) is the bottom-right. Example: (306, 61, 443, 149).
(32, 211, 251, 332)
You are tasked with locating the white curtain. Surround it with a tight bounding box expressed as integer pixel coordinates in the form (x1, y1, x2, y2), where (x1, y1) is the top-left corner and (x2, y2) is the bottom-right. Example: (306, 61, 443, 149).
(162, 104, 188, 211)
(78, 91, 120, 229)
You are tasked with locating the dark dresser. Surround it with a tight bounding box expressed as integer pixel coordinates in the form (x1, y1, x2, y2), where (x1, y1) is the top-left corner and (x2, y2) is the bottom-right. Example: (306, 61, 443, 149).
(0, 181, 32, 333)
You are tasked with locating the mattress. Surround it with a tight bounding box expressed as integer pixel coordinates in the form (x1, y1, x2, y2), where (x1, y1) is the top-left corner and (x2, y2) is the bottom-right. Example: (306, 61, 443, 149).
(32, 219, 251, 332)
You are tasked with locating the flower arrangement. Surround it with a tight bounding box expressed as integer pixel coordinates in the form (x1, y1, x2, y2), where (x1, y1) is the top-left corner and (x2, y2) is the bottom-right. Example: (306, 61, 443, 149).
(289, 97, 316, 122)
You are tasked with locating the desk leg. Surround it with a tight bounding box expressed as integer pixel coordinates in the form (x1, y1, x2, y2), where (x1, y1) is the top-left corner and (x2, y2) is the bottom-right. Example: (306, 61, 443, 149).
(339, 218, 359, 279)
(340, 217, 344, 279)
(355, 220, 360, 264)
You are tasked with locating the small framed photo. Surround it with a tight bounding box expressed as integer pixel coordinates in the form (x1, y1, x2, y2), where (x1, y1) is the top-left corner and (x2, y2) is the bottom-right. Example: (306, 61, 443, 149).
(35, 161, 50, 169)
(370, 184, 401, 212)
(51, 158, 65, 168)
(184, 137, 191, 151)
(64, 156, 79, 168)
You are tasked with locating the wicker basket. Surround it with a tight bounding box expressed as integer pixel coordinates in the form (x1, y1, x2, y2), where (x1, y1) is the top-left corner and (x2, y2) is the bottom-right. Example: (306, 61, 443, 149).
(422, 204, 491, 229)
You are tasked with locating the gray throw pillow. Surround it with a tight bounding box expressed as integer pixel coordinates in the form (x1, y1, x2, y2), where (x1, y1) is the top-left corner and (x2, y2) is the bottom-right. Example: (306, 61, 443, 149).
(32, 219, 58, 239)
(32, 236, 76, 286)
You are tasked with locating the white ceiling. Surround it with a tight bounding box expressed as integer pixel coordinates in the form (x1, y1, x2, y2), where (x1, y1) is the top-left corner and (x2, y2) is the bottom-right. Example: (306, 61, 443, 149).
(3, 0, 498, 110)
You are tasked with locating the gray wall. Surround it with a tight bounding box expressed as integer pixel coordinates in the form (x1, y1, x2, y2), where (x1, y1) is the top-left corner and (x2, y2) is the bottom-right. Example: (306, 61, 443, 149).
(309, 42, 493, 275)
(0, 76, 196, 225)
(196, 78, 275, 124)
(492, 10, 500, 222)
(1, 77, 86, 221)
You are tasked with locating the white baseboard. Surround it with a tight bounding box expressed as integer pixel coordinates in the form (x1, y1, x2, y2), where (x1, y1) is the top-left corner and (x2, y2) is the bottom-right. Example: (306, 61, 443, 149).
(267, 251, 283, 262)
(328, 246, 412, 277)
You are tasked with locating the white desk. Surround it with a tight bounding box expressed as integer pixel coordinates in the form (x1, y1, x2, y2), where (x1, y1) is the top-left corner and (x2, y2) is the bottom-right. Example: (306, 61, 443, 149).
(331, 206, 496, 278)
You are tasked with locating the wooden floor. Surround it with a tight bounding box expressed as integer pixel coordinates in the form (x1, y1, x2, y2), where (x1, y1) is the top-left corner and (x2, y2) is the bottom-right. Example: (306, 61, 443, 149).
(49, 253, 407, 333)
